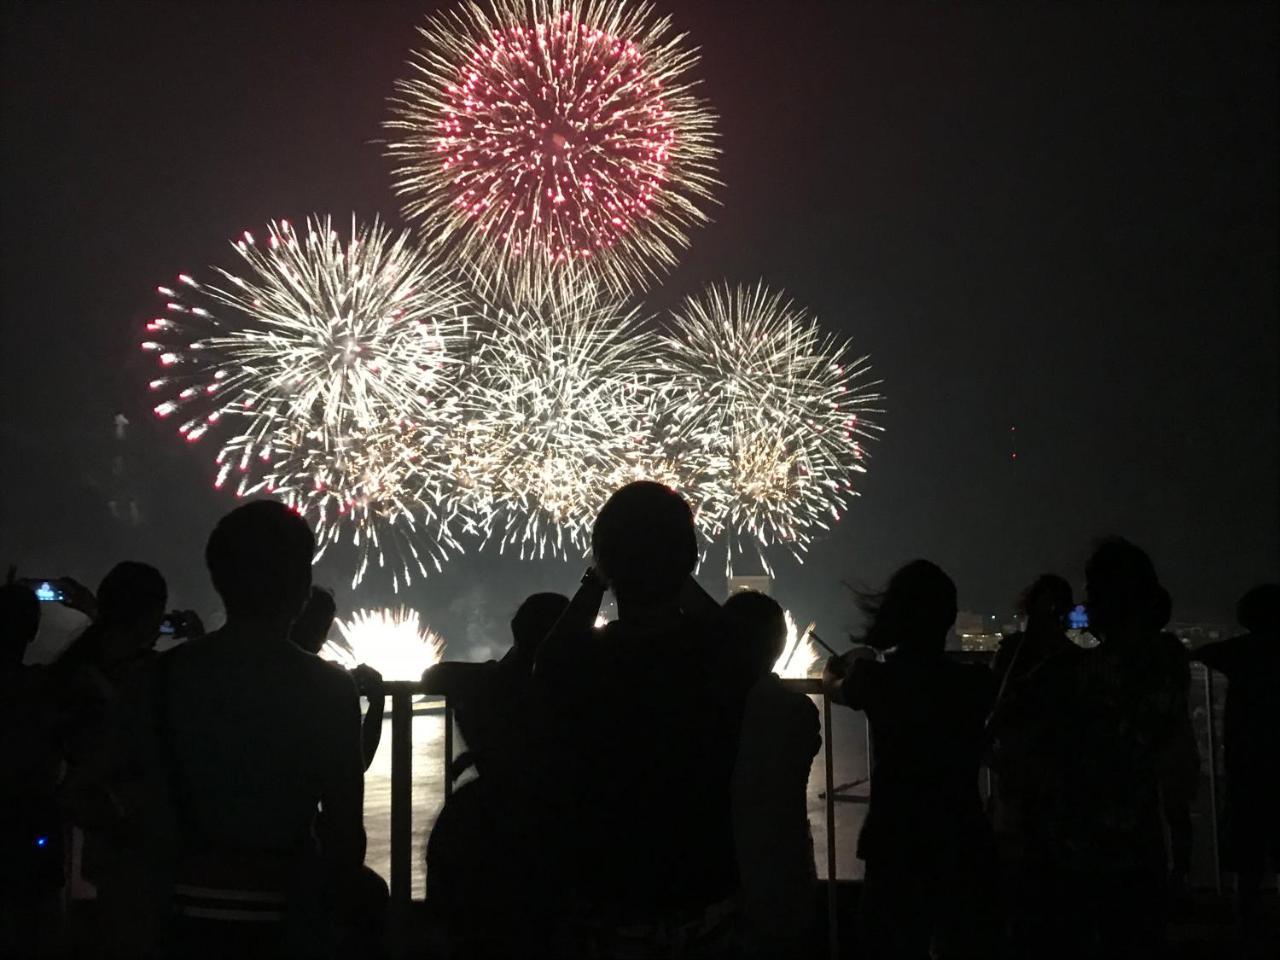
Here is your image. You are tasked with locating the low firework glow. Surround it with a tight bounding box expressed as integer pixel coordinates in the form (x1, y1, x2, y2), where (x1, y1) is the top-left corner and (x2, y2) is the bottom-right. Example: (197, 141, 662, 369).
(459, 282, 659, 557)
(657, 282, 883, 575)
(323, 607, 447, 682)
(142, 216, 476, 587)
(386, 0, 719, 300)
(774, 610, 821, 679)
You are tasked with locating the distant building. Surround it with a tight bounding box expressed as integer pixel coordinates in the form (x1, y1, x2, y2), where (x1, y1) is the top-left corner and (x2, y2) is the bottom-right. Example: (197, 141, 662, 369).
(954, 610, 1002, 652)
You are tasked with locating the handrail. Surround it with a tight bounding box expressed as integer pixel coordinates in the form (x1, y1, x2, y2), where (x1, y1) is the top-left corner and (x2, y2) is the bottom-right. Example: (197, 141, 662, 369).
(375, 677, 844, 960)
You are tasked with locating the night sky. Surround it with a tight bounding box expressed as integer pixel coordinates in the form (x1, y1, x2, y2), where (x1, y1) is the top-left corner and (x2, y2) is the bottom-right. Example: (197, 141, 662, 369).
(2, 1, 1276, 653)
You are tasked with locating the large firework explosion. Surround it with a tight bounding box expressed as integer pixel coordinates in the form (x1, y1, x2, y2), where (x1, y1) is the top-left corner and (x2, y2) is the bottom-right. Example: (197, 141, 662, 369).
(323, 607, 447, 682)
(386, 0, 719, 300)
(141, 216, 476, 587)
(458, 281, 660, 557)
(657, 282, 883, 575)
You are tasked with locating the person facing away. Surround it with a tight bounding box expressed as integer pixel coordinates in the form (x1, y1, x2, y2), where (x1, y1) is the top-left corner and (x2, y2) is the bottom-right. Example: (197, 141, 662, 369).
(1191, 583, 1280, 940)
(160, 501, 380, 956)
(290, 586, 385, 770)
(536, 481, 745, 958)
(722, 590, 820, 960)
(986, 575, 1080, 866)
(422, 592, 569, 958)
(55, 561, 176, 958)
(0, 582, 65, 957)
(822, 559, 996, 960)
(1029, 537, 1189, 959)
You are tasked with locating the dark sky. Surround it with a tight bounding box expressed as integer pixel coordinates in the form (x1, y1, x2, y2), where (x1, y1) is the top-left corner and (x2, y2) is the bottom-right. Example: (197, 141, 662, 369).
(2, 0, 1276, 649)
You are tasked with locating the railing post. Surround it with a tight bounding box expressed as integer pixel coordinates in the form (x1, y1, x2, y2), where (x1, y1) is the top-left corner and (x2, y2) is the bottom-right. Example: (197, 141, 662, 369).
(1201, 666, 1221, 894)
(443, 703, 454, 801)
(389, 685, 413, 907)
(823, 691, 839, 960)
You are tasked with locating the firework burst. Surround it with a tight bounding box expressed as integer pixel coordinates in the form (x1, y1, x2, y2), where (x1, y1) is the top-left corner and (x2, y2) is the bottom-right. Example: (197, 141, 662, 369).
(386, 0, 719, 300)
(323, 607, 447, 682)
(657, 282, 883, 575)
(458, 282, 659, 557)
(141, 216, 477, 587)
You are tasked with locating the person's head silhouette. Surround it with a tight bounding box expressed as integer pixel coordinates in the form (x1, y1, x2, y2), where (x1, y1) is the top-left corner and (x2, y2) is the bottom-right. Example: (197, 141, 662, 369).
(591, 481, 697, 610)
(723, 590, 786, 678)
(0, 583, 40, 666)
(206, 500, 314, 630)
(290, 586, 337, 654)
(1084, 537, 1163, 642)
(511, 592, 569, 657)
(861, 559, 957, 655)
(96, 561, 168, 637)
(1236, 583, 1279, 636)
(1019, 574, 1073, 632)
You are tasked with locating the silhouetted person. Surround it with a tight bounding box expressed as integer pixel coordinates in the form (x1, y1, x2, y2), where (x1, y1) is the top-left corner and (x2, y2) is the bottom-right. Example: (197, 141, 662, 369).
(290, 586, 385, 769)
(537, 482, 743, 958)
(161, 501, 384, 958)
(823, 560, 996, 960)
(57, 561, 175, 957)
(986, 574, 1081, 950)
(723, 590, 820, 960)
(1192, 583, 1280, 945)
(423, 591, 569, 958)
(1, 582, 65, 956)
(1029, 538, 1188, 959)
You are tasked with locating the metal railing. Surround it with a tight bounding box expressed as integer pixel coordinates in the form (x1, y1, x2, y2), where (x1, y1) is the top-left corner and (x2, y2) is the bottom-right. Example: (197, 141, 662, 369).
(378, 678, 847, 959)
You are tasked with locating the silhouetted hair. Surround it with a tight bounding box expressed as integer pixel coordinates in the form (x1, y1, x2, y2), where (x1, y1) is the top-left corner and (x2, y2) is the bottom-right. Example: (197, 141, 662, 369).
(0, 583, 41, 659)
(1237, 583, 1280, 634)
(511, 592, 570, 653)
(591, 482, 697, 605)
(290, 585, 337, 654)
(96, 561, 167, 627)
(858, 559, 957, 653)
(723, 590, 786, 676)
(206, 500, 314, 619)
(1018, 574, 1073, 621)
(1084, 537, 1163, 635)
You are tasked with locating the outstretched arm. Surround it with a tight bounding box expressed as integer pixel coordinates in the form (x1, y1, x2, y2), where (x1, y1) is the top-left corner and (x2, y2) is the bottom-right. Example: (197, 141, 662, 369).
(351, 665, 385, 770)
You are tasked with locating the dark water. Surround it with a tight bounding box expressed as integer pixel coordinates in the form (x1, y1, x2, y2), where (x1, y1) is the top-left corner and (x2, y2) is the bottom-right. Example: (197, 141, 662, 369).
(361, 699, 871, 898)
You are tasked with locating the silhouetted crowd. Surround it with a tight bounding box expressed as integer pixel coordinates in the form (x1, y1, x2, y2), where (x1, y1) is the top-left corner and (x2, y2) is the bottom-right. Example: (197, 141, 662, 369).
(1, 483, 1276, 959)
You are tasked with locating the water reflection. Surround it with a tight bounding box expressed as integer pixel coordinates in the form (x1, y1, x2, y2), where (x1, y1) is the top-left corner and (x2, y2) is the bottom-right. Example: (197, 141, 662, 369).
(361, 699, 870, 898)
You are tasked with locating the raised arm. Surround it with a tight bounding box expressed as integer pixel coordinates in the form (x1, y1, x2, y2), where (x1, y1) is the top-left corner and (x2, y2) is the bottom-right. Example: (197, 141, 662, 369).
(535, 567, 605, 677)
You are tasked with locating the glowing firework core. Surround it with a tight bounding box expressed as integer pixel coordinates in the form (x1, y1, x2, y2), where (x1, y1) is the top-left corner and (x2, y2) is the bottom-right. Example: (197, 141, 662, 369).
(774, 611, 820, 679)
(441, 13, 671, 265)
(389, 0, 718, 297)
(323, 607, 446, 682)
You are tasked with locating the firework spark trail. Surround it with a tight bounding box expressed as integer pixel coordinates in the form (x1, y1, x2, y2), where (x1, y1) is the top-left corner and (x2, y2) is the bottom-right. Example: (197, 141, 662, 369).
(141, 215, 477, 588)
(323, 607, 446, 682)
(773, 610, 821, 679)
(657, 282, 884, 575)
(458, 280, 660, 557)
(386, 0, 719, 301)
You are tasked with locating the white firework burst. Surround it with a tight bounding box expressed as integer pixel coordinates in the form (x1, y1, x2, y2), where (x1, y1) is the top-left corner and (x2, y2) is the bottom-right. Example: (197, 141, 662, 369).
(457, 281, 660, 557)
(142, 215, 477, 588)
(657, 282, 883, 575)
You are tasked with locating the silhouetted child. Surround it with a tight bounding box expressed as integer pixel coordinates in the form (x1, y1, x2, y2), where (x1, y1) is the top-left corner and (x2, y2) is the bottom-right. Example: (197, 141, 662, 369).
(56, 562, 176, 958)
(537, 482, 744, 958)
(723, 590, 820, 960)
(423, 591, 569, 959)
(823, 559, 996, 960)
(1192, 583, 1280, 945)
(0, 582, 65, 956)
(161, 501, 385, 958)
(290, 586, 385, 770)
